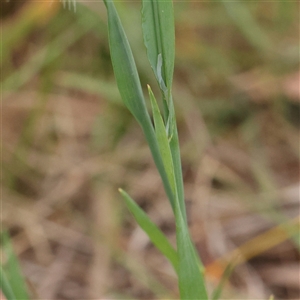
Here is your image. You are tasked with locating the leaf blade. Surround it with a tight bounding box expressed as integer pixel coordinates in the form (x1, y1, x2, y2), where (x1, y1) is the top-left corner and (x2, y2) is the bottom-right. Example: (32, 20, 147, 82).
(142, 0, 175, 94)
(119, 189, 178, 272)
(0, 266, 16, 300)
(1, 231, 30, 300)
(104, 0, 149, 126)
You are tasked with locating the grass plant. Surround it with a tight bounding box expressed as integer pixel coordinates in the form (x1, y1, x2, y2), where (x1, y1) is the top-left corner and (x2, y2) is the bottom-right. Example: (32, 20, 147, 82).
(103, 0, 208, 298)
(1, 0, 299, 299)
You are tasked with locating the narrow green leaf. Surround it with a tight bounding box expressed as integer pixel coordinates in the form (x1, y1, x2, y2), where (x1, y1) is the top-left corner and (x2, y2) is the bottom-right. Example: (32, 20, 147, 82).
(148, 85, 176, 195)
(1, 231, 29, 300)
(142, 0, 175, 94)
(0, 266, 16, 300)
(175, 204, 208, 300)
(119, 189, 178, 273)
(103, 0, 150, 126)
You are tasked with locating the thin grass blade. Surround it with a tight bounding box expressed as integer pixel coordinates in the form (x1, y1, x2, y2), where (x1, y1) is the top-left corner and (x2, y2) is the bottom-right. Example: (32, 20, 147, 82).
(142, 0, 175, 95)
(1, 232, 29, 300)
(103, 0, 150, 126)
(0, 266, 16, 300)
(119, 189, 178, 272)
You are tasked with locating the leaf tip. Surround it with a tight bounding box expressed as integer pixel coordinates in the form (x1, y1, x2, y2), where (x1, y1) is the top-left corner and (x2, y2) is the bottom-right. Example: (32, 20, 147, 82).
(147, 85, 154, 98)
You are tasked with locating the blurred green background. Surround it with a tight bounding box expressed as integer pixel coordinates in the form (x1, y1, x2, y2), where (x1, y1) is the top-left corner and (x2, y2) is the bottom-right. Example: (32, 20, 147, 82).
(1, 1, 299, 299)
